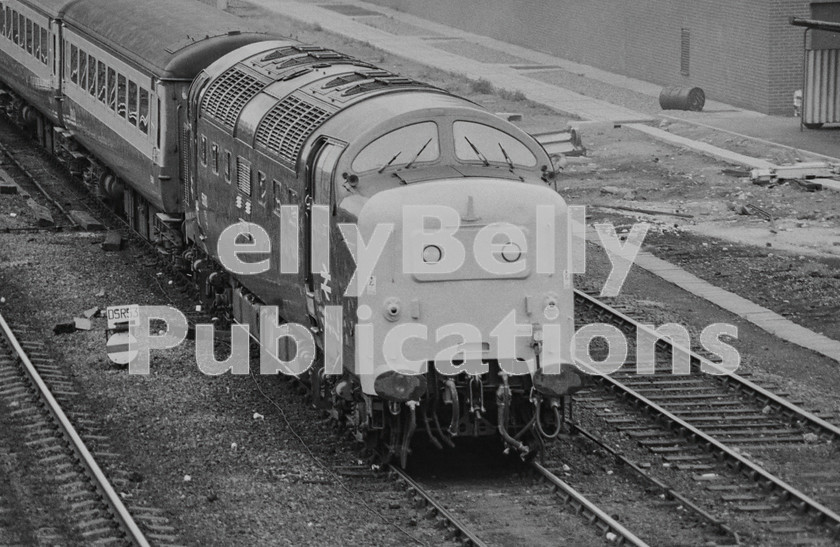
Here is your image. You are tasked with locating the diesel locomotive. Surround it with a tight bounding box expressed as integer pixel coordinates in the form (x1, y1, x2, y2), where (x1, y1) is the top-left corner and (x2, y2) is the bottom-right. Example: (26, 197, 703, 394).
(0, 0, 584, 464)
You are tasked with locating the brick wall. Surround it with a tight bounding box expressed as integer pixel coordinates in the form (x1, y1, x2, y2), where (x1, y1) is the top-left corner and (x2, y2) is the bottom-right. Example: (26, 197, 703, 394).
(366, 0, 813, 115)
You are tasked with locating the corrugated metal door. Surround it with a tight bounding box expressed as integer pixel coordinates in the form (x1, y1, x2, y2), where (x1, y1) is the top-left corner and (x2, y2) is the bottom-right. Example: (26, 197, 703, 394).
(803, 49, 840, 125)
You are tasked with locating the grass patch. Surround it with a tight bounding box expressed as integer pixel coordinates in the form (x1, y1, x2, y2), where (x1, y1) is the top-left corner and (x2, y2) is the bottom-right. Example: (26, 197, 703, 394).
(470, 78, 495, 94)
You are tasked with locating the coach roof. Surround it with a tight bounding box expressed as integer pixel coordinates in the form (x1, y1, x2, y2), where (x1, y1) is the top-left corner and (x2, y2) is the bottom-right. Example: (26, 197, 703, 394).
(16, 0, 74, 18)
(60, 0, 272, 79)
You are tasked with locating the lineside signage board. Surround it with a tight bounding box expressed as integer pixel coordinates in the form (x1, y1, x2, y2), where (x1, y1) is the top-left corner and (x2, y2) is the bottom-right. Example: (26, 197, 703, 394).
(106, 331, 137, 365)
(106, 305, 139, 330)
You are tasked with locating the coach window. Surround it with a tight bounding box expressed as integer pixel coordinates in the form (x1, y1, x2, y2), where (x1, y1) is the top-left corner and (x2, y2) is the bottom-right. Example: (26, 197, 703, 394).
(224, 151, 231, 183)
(32, 22, 39, 58)
(79, 51, 87, 90)
(107, 68, 116, 111)
(117, 74, 126, 118)
(0, 8, 5, 39)
(257, 171, 267, 204)
(87, 55, 96, 96)
(39, 25, 47, 64)
(69, 44, 78, 84)
(12, 11, 18, 45)
(128, 80, 137, 126)
(139, 89, 149, 134)
(97, 61, 106, 103)
(25, 18, 31, 54)
(200, 136, 207, 166)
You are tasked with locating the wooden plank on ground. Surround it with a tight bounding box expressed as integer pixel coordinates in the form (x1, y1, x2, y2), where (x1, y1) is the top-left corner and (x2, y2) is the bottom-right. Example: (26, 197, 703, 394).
(69, 210, 105, 231)
(26, 198, 54, 227)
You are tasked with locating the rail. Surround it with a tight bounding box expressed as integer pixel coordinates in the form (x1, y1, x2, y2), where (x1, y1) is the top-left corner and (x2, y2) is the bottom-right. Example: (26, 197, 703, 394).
(574, 289, 840, 536)
(388, 465, 488, 547)
(0, 313, 150, 547)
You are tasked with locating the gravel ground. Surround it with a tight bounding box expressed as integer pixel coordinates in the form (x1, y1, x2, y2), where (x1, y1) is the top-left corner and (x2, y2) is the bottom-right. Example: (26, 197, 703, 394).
(0, 227, 455, 546)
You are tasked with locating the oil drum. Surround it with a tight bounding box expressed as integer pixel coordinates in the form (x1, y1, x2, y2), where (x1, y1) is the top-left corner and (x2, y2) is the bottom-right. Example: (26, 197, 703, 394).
(659, 86, 705, 111)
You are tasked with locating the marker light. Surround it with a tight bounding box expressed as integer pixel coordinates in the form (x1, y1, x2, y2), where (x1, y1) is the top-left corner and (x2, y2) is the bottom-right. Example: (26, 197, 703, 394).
(501, 242, 522, 263)
(422, 245, 442, 264)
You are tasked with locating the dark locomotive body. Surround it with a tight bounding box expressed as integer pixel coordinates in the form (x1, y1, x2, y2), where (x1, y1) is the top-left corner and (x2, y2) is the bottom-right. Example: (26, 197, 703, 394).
(0, 0, 584, 464)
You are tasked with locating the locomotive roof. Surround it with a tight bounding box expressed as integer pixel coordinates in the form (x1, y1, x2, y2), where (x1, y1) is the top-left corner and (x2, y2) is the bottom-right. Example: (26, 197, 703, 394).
(60, 0, 272, 79)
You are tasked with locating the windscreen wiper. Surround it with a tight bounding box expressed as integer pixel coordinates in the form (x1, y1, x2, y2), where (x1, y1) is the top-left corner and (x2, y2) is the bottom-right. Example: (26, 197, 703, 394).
(463, 136, 489, 166)
(498, 142, 514, 171)
(378, 151, 402, 173)
(404, 138, 433, 169)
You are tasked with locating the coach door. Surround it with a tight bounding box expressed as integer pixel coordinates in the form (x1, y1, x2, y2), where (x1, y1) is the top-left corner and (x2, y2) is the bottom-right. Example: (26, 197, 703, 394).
(304, 138, 343, 331)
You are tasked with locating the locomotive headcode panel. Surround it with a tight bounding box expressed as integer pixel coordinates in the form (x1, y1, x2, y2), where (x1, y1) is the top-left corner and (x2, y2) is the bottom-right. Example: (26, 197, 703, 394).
(0, 0, 580, 465)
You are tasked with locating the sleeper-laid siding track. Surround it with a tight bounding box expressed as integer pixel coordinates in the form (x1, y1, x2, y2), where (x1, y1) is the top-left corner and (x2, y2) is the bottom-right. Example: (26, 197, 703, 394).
(389, 465, 488, 547)
(573, 289, 840, 539)
(0, 312, 150, 546)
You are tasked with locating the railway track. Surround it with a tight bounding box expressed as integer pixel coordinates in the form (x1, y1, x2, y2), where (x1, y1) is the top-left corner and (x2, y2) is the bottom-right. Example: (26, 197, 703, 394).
(573, 288, 840, 544)
(0, 312, 152, 546)
(0, 118, 87, 230)
(388, 460, 650, 547)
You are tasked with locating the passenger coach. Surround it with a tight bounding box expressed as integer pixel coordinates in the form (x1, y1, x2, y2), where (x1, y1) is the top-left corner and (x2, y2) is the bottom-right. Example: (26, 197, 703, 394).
(0, 0, 267, 240)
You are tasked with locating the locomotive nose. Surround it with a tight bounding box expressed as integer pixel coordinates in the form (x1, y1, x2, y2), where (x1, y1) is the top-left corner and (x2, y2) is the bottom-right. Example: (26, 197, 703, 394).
(352, 178, 575, 398)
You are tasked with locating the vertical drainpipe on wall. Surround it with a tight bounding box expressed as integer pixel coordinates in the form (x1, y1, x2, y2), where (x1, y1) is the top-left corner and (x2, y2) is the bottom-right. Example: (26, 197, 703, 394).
(799, 27, 810, 132)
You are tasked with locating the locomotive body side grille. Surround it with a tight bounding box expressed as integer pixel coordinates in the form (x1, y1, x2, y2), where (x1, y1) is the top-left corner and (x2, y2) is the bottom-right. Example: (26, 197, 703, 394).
(202, 67, 266, 129)
(255, 94, 332, 166)
(237, 157, 252, 196)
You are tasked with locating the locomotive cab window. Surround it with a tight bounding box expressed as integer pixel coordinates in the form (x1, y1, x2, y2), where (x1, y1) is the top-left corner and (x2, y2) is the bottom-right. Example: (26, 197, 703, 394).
(453, 121, 537, 167)
(351, 121, 439, 173)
